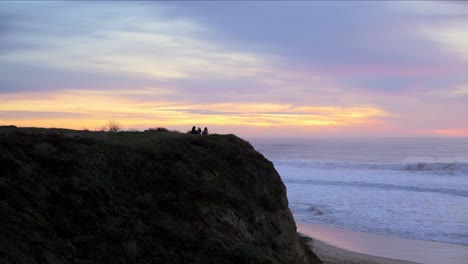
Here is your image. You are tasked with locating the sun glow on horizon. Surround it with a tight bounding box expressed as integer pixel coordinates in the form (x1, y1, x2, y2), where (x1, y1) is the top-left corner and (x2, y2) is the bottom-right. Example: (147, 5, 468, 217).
(0, 90, 391, 132)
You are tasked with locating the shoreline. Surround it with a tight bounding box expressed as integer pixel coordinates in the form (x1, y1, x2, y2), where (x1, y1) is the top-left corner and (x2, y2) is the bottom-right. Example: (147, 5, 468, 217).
(309, 238, 418, 264)
(297, 221, 468, 264)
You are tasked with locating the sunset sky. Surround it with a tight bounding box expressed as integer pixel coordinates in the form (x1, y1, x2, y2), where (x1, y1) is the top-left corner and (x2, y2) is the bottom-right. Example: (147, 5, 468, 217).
(1, 1, 468, 137)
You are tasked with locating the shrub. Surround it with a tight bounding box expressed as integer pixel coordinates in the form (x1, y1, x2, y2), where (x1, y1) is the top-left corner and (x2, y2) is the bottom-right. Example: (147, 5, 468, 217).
(99, 121, 121, 132)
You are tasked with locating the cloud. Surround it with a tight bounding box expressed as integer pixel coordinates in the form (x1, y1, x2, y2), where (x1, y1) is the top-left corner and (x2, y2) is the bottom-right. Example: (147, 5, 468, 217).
(422, 24, 468, 61)
(433, 127, 468, 137)
(0, 63, 169, 93)
(387, 1, 468, 16)
(0, 110, 87, 119)
(452, 87, 468, 96)
(0, 89, 391, 130)
(388, 1, 468, 63)
(0, 2, 271, 81)
(1, 1, 342, 106)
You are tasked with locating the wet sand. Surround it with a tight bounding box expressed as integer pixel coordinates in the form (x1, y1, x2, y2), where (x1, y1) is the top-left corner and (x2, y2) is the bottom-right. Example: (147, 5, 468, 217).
(310, 239, 418, 264)
(297, 221, 468, 264)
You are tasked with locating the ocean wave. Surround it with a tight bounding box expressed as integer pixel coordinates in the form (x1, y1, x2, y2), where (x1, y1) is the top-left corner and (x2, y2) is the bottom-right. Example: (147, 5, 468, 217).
(284, 179, 468, 197)
(273, 160, 468, 175)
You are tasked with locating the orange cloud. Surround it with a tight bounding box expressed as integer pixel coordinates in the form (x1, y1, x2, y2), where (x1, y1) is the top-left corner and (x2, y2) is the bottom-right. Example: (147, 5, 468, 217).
(0, 90, 391, 131)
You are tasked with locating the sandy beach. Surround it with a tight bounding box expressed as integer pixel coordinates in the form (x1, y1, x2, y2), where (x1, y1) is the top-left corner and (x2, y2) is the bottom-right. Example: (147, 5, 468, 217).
(298, 222, 468, 264)
(310, 239, 418, 264)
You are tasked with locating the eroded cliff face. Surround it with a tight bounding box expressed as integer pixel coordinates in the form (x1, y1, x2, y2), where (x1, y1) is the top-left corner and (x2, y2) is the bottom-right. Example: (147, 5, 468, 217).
(181, 133, 321, 264)
(0, 127, 321, 264)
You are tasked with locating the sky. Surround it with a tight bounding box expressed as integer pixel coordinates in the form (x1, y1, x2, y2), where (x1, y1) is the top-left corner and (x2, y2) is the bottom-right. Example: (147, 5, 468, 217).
(1, 1, 468, 137)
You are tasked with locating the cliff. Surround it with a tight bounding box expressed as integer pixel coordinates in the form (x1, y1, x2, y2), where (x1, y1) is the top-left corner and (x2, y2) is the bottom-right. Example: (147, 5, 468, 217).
(0, 126, 321, 264)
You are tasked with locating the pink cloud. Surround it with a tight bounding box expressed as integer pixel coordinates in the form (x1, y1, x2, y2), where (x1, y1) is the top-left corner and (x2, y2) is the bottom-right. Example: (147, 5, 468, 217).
(433, 127, 468, 137)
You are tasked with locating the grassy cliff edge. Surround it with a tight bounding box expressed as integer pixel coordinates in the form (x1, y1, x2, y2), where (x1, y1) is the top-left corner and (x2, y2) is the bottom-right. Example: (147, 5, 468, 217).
(0, 126, 321, 264)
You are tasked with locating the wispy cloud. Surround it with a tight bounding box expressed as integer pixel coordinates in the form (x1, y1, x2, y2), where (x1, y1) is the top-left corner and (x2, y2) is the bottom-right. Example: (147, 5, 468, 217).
(422, 25, 468, 61)
(1, 2, 271, 81)
(433, 127, 468, 137)
(451, 86, 468, 96)
(387, 1, 468, 16)
(0, 90, 390, 130)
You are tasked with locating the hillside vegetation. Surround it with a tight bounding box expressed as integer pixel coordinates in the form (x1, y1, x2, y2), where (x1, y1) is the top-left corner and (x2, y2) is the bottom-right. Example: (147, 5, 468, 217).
(0, 126, 321, 264)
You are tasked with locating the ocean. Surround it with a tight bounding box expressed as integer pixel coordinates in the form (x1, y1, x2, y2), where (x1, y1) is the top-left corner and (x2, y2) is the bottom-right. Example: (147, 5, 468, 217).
(250, 137, 468, 246)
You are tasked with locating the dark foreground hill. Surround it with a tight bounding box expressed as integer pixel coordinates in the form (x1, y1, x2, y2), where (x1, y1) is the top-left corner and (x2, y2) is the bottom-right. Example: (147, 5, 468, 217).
(0, 126, 321, 264)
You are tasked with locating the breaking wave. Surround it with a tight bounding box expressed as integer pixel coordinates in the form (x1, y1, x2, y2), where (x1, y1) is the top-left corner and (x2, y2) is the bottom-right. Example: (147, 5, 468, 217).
(283, 179, 468, 198)
(274, 160, 468, 175)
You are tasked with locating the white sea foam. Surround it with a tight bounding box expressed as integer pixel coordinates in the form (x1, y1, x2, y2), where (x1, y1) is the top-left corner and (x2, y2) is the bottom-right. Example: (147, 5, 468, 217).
(274, 160, 468, 174)
(251, 137, 468, 246)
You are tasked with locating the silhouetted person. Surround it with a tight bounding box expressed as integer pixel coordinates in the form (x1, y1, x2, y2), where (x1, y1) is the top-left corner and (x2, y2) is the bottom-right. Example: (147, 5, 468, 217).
(202, 127, 208, 135)
(197, 127, 202, 135)
(190, 126, 197, 134)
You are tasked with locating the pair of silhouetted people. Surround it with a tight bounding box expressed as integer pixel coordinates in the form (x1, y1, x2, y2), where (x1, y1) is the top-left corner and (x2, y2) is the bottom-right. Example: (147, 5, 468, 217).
(190, 126, 208, 135)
